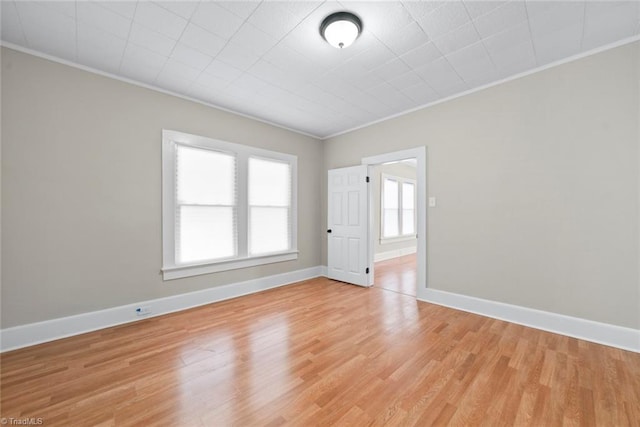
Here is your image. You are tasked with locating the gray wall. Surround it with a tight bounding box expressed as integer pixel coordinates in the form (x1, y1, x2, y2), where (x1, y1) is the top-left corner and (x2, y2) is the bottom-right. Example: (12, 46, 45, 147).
(324, 42, 640, 329)
(2, 41, 639, 331)
(372, 162, 417, 256)
(1, 47, 323, 328)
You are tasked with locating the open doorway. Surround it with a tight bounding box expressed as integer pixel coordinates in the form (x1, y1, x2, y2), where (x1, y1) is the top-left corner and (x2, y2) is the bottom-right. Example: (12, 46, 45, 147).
(362, 147, 427, 300)
(370, 159, 418, 297)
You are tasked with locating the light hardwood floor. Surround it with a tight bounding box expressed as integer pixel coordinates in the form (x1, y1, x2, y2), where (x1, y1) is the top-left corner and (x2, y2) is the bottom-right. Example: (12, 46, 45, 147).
(374, 254, 417, 296)
(1, 269, 639, 426)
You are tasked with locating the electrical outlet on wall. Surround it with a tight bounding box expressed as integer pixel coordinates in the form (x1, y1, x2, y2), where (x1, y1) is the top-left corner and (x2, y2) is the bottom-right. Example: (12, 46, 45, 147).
(135, 307, 152, 317)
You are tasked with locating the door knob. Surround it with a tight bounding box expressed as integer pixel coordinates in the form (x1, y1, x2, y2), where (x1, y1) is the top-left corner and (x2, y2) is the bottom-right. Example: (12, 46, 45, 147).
(327, 229, 332, 233)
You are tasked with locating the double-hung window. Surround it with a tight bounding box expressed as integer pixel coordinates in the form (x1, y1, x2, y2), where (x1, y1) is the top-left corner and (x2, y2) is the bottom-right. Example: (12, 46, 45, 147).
(162, 130, 297, 280)
(248, 157, 291, 255)
(381, 174, 416, 240)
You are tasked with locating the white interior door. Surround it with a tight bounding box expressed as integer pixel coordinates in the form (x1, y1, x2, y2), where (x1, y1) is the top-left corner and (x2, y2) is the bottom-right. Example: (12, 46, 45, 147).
(327, 165, 371, 287)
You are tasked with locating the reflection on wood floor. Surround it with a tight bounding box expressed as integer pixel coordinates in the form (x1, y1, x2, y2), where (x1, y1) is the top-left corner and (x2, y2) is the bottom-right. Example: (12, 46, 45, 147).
(374, 253, 417, 297)
(2, 275, 640, 425)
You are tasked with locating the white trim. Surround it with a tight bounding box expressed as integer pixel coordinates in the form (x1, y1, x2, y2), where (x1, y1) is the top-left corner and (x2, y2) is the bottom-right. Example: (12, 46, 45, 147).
(162, 251, 299, 280)
(374, 246, 417, 262)
(0, 42, 320, 140)
(0, 266, 323, 353)
(324, 35, 640, 139)
(320, 265, 328, 277)
(380, 235, 416, 245)
(419, 288, 640, 353)
(362, 147, 427, 300)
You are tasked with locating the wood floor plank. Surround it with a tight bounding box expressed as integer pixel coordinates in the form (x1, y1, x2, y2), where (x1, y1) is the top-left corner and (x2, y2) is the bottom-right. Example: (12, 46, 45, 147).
(1, 257, 639, 426)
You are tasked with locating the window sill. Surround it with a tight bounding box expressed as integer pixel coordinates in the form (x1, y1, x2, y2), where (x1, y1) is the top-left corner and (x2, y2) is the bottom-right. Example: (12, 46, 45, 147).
(162, 251, 299, 280)
(380, 235, 417, 245)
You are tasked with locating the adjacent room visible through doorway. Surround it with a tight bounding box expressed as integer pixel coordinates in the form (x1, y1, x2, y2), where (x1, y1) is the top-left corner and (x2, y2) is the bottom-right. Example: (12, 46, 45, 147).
(370, 158, 418, 297)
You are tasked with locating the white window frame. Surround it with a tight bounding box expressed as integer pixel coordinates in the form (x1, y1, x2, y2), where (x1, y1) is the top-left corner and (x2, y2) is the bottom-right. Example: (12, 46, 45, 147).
(162, 130, 298, 280)
(380, 173, 417, 243)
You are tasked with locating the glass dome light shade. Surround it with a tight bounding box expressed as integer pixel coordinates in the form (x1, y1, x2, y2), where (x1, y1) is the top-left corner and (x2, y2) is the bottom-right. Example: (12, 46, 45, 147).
(320, 12, 362, 49)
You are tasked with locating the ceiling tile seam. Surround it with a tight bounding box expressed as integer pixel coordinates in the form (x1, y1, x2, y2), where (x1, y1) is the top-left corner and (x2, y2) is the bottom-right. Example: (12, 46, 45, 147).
(413, 56, 458, 98)
(159, 24, 227, 86)
(361, 29, 419, 108)
(163, 19, 192, 60)
(420, 3, 474, 44)
(72, 2, 181, 82)
(472, 6, 537, 62)
(460, 1, 499, 77)
(578, 1, 587, 51)
(264, 0, 333, 64)
(74, 1, 78, 63)
(299, 92, 367, 123)
(219, 0, 261, 20)
(254, 0, 331, 72)
(118, 1, 139, 72)
(523, 1, 540, 67)
(338, 97, 382, 122)
(298, 0, 330, 26)
(303, 89, 356, 120)
(394, 1, 443, 97)
(154, 0, 200, 22)
(411, 8, 468, 96)
(160, 2, 236, 94)
(93, 0, 132, 20)
(434, 55, 467, 98)
(288, 74, 380, 120)
(259, 83, 328, 119)
(321, 33, 640, 140)
(150, 2, 197, 87)
(187, 2, 266, 99)
(271, 45, 324, 81)
(11, 2, 30, 52)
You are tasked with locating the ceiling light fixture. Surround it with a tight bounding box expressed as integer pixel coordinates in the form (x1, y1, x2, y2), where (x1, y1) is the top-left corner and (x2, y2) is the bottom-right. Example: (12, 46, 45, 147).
(320, 12, 362, 49)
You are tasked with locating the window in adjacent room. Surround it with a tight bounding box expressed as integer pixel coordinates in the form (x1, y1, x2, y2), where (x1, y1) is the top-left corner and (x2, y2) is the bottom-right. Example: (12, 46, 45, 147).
(162, 130, 297, 280)
(381, 174, 416, 240)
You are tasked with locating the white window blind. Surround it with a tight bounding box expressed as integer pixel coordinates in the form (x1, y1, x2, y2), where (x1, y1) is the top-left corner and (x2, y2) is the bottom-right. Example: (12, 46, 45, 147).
(248, 157, 291, 255)
(175, 145, 236, 264)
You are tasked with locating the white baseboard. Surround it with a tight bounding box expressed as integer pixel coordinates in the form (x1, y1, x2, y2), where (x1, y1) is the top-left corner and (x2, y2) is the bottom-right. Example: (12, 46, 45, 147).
(320, 265, 328, 277)
(418, 288, 640, 353)
(374, 246, 417, 262)
(6, 270, 637, 354)
(0, 266, 323, 353)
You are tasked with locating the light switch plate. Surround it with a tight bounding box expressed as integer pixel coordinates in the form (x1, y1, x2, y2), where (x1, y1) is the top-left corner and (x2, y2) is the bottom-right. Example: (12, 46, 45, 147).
(429, 197, 436, 207)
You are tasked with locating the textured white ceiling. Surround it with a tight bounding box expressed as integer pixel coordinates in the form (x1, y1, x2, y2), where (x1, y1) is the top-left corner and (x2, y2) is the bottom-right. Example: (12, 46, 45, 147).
(2, 1, 639, 138)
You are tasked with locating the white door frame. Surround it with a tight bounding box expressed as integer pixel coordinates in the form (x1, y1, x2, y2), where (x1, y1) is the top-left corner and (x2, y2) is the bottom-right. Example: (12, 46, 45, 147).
(361, 147, 427, 300)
